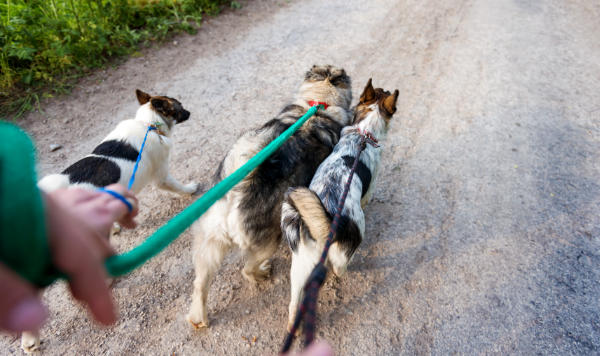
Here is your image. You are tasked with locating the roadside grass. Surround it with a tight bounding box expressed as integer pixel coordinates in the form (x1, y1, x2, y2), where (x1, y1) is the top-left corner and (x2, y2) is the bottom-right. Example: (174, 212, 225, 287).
(0, 0, 241, 120)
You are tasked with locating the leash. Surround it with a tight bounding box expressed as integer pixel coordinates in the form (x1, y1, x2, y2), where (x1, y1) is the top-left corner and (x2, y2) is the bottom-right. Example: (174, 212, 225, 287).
(281, 130, 379, 354)
(128, 124, 159, 190)
(97, 187, 134, 212)
(97, 124, 159, 213)
(104, 104, 324, 277)
(9, 104, 323, 288)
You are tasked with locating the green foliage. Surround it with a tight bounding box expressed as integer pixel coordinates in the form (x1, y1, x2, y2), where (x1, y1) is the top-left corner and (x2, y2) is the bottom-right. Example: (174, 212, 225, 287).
(0, 0, 231, 119)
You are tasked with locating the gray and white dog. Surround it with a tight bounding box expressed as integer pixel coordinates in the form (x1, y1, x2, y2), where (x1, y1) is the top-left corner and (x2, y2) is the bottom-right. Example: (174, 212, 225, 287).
(280, 79, 398, 330)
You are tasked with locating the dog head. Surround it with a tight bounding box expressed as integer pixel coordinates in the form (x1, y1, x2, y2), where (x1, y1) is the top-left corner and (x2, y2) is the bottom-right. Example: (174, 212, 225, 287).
(298, 65, 352, 110)
(353, 78, 399, 126)
(136, 89, 190, 129)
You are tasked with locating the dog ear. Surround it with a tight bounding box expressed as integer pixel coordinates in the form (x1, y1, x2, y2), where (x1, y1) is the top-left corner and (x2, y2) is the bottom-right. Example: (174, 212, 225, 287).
(360, 78, 375, 103)
(383, 90, 399, 115)
(136, 89, 151, 105)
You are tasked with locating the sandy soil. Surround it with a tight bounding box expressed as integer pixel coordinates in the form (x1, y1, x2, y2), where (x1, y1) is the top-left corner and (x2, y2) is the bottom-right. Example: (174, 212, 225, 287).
(2, 0, 600, 354)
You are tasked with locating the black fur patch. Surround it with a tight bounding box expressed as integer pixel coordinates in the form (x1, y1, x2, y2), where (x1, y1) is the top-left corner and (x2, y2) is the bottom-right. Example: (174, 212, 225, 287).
(342, 155, 372, 197)
(334, 214, 362, 258)
(92, 140, 139, 161)
(239, 111, 344, 246)
(63, 156, 121, 187)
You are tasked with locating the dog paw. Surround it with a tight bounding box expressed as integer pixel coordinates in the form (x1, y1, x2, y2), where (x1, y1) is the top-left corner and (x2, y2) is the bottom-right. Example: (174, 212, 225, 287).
(111, 222, 122, 236)
(21, 332, 40, 353)
(179, 182, 199, 195)
(186, 311, 209, 329)
(331, 264, 347, 278)
(286, 320, 302, 335)
(190, 183, 205, 196)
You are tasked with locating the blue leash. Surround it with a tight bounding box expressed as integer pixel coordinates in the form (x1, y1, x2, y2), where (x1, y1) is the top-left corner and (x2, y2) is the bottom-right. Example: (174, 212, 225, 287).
(98, 125, 158, 213)
(128, 125, 157, 190)
(97, 187, 133, 212)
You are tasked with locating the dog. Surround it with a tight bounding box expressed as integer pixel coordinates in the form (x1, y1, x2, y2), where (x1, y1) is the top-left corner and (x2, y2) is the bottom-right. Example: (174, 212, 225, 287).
(37, 89, 198, 195)
(186, 65, 353, 329)
(21, 89, 198, 354)
(280, 79, 398, 330)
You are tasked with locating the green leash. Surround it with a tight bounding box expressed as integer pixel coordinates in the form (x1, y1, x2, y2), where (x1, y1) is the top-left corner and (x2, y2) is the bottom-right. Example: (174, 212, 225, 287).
(2, 106, 321, 286)
(105, 104, 323, 277)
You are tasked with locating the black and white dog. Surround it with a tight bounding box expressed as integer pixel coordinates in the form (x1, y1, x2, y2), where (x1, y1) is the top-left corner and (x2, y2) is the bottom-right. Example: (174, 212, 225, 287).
(22, 90, 197, 354)
(280, 79, 398, 329)
(37, 89, 198, 195)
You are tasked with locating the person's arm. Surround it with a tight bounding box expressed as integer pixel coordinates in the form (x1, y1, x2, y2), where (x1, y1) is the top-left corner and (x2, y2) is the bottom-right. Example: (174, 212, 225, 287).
(0, 123, 138, 332)
(0, 122, 51, 287)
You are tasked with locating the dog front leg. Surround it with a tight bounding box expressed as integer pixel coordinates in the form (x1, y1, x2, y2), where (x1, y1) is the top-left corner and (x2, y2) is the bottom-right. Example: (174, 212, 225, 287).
(186, 235, 231, 329)
(157, 173, 199, 195)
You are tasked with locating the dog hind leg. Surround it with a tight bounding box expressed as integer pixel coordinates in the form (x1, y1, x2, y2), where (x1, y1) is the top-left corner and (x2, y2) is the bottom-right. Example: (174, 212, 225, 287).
(157, 173, 198, 195)
(327, 242, 352, 277)
(242, 239, 278, 283)
(287, 243, 321, 331)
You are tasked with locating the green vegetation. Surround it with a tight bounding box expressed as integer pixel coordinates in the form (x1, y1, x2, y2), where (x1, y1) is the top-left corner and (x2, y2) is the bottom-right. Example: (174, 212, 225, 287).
(0, 0, 235, 119)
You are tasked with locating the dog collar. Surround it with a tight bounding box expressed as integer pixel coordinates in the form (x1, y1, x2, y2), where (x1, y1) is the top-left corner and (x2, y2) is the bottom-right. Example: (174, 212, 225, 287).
(308, 101, 329, 110)
(357, 128, 380, 147)
(150, 123, 167, 136)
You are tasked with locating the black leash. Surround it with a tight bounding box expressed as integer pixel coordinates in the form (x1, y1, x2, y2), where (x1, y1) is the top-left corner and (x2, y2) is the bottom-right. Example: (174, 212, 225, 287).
(281, 131, 379, 354)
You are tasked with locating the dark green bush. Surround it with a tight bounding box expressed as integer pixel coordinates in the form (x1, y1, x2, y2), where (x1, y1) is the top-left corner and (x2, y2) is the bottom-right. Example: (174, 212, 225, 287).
(0, 0, 232, 118)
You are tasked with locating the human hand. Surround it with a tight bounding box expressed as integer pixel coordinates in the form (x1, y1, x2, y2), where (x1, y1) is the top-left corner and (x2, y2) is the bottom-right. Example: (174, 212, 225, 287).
(0, 184, 138, 333)
(45, 184, 138, 325)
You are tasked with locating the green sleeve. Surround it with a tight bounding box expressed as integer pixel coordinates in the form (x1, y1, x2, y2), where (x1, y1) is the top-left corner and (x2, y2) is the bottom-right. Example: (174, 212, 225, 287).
(0, 122, 53, 286)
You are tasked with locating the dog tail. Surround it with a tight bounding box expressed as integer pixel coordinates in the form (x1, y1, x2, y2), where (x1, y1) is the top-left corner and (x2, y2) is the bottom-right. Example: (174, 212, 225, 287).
(281, 187, 331, 252)
(37, 174, 70, 193)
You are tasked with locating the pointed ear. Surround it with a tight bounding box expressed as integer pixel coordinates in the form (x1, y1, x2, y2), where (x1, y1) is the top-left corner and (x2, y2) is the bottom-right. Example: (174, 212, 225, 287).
(136, 89, 151, 105)
(383, 90, 399, 115)
(360, 78, 375, 103)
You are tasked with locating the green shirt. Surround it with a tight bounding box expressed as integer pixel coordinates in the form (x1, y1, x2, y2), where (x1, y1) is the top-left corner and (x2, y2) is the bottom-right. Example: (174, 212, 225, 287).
(0, 123, 53, 286)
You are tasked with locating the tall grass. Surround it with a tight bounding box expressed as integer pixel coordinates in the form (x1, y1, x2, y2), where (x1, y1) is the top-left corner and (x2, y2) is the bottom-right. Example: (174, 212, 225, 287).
(0, 0, 235, 119)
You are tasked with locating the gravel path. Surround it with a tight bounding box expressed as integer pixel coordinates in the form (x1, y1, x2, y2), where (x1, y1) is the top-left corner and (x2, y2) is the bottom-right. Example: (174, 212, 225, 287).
(2, 0, 599, 354)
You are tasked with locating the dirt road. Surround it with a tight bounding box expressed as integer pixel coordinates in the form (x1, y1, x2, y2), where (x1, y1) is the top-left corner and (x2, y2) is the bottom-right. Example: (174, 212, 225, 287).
(3, 0, 600, 354)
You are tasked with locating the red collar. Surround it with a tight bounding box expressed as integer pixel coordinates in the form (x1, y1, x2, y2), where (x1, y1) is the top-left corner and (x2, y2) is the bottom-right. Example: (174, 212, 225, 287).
(308, 101, 329, 110)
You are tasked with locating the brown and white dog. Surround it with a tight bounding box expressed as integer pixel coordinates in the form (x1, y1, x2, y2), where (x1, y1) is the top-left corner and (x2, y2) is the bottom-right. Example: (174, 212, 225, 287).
(186, 65, 353, 328)
(21, 90, 197, 354)
(280, 79, 398, 329)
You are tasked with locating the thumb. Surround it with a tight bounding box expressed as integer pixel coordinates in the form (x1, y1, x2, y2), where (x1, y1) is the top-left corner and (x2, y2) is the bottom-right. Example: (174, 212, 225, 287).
(0, 264, 48, 333)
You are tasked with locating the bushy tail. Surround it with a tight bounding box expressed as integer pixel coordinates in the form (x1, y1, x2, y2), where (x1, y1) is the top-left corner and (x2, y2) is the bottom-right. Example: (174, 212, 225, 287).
(281, 187, 331, 252)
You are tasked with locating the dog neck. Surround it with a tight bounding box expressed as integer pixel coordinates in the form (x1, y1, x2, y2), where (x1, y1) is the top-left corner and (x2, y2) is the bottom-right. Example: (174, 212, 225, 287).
(135, 103, 171, 136)
(290, 99, 352, 127)
(351, 104, 389, 142)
